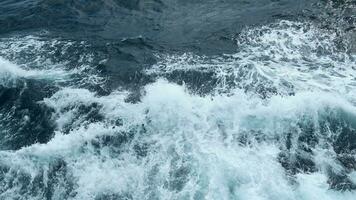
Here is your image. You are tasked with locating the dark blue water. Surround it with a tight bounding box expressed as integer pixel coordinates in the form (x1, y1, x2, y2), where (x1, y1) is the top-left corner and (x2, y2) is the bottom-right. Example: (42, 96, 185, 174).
(1, 0, 356, 199)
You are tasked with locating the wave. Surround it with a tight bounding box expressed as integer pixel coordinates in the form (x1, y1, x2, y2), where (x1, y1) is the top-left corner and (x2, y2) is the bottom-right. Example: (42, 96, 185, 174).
(147, 21, 356, 99)
(0, 57, 70, 87)
(1, 18, 356, 199)
(0, 35, 106, 88)
(0, 79, 356, 199)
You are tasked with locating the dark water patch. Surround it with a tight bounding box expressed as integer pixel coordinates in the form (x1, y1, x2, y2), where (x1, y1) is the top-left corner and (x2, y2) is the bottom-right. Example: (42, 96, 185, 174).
(278, 119, 318, 174)
(0, 79, 57, 150)
(88, 123, 149, 158)
(338, 153, 356, 171)
(333, 127, 356, 154)
(162, 70, 219, 95)
(327, 169, 356, 191)
(95, 192, 133, 200)
(0, 0, 322, 56)
(96, 37, 157, 91)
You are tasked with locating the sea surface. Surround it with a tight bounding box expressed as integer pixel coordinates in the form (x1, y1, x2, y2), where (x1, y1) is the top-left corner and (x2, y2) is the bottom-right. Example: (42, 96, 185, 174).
(1, 0, 356, 199)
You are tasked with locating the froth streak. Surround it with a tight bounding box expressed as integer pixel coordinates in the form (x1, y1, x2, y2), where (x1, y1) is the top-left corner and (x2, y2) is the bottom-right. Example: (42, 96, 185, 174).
(0, 57, 70, 87)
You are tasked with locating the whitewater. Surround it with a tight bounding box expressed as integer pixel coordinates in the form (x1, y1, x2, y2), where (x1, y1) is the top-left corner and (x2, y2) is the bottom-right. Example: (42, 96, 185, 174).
(1, 19, 356, 200)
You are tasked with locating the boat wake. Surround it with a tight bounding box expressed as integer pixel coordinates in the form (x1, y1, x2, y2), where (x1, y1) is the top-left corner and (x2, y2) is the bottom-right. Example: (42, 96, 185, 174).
(1, 19, 356, 200)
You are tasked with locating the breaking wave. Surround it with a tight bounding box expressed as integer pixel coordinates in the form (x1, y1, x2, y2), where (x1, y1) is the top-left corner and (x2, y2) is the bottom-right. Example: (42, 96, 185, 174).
(1, 19, 356, 200)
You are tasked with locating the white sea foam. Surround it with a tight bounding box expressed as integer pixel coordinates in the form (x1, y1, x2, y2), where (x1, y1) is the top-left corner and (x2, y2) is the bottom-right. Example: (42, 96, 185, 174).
(0, 57, 69, 86)
(0, 35, 106, 87)
(1, 21, 356, 199)
(0, 79, 355, 199)
(147, 21, 356, 100)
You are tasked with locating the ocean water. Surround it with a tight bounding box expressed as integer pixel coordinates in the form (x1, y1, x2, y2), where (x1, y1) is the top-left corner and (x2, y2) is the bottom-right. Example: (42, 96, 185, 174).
(1, 0, 356, 199)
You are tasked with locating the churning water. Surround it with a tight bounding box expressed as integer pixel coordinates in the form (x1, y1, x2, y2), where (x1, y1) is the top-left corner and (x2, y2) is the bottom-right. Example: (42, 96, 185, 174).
(1, 0, 356, 199)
